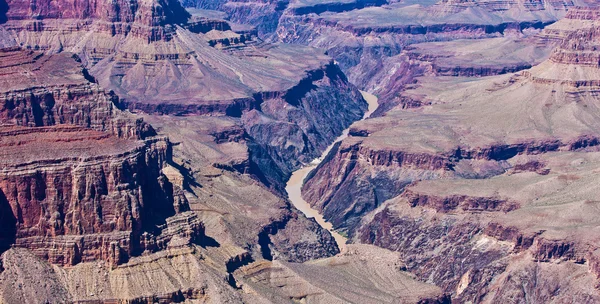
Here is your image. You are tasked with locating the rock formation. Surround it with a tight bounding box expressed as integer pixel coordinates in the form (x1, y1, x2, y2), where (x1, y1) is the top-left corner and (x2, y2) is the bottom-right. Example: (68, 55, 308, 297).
(0, 0, 380, 301)
(302, 10, 600, 302)
(5, 0, 600, 302)
(3, 0, 368, 189)
(0, 47, 205, 269)
(236, 244, 449, 303)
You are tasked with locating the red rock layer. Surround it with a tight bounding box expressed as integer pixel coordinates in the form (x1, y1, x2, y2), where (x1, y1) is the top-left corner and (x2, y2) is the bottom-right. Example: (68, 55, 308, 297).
(0, 48, 202, 267)
(565, 5, 600, 20)
(0, 48, 154, 139)
(5, 0, 190, 41)
(402, 189, 520, 213)
(0, 125, 197, 267)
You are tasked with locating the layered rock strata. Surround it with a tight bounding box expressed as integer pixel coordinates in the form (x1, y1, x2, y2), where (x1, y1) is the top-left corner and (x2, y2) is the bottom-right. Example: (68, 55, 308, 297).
(3, 0, 368, 188)
(302, 21, 600, 301)
(0, 48, 205, 268)
(0, 48, 154, 139)
(236, 244, 450, 303)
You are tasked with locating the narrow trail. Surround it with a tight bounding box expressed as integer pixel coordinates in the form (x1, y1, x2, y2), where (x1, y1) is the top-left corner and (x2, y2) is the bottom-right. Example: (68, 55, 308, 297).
(285, 91, 379, 254)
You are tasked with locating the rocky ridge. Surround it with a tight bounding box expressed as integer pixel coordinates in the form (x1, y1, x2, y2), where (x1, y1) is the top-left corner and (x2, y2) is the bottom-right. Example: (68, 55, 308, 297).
(301, 10, 600, 302)
(0, 0, 400, 302)
(3, 0, 368, 189)
(5, 0, 600, 303)
(0, 47, 204, 270)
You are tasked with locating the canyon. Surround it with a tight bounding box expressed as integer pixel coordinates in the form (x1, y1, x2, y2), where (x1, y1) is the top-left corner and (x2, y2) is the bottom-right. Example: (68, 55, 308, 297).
(1, 0, 600, 303)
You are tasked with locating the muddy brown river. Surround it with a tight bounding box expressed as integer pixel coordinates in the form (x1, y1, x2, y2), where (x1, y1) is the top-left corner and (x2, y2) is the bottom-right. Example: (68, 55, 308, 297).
(285, 91, 379, 253)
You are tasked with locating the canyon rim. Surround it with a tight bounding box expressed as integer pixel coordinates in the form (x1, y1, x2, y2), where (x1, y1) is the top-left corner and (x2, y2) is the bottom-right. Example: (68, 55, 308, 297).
(1, 0, 600, 303)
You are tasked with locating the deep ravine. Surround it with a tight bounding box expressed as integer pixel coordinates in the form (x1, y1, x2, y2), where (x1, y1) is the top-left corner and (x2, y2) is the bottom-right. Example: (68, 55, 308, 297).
(285, 90, 379, 253)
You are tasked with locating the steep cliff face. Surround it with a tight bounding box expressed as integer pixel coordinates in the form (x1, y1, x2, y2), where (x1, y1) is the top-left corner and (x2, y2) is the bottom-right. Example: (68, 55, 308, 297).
(6, 0, 190, 41)
(357, 199, 600, 303)
(0, 46, 346, 302)
(0, 0, 470, 301)
(0, 126, 195, 266)
(242, 62, 366, 181)
(140, 114, 342, 265)
(6, 0, 189, 24)
(180, 0, 287, 37)
(0, 48, 155, 139)
(1, 0, 363, 266)
(3, 0, 367, 188)
(0, 247, 247, 304)
(0, 48, 203, 267)
(538, 5, 600, 41)
(302, 18, 600, 301)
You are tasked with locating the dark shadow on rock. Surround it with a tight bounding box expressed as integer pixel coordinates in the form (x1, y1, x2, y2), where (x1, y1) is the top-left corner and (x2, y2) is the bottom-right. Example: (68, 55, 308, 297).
(198, 235, 220, 248)
(0, 189, 16, 254)
(0, 0, 7, 24)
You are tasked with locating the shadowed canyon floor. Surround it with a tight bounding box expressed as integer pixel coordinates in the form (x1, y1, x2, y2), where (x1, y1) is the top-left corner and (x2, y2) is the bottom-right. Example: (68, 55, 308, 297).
(2, 0, 600, 303)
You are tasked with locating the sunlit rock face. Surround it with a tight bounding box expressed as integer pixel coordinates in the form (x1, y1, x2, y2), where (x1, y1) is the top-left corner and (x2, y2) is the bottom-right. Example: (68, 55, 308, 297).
(302, 10, 600, 302)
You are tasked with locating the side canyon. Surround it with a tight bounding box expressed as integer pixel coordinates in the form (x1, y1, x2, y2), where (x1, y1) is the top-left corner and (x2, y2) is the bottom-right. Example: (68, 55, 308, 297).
(2, 0, 600, 303)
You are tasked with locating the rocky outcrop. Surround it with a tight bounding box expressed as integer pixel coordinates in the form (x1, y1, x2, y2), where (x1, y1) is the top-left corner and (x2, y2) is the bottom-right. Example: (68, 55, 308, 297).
(260, 213, 340, 262)
(140, 114, 343, 266)
(3, 0, 368, 188)
(179, 0, 287, 37)
(549, 27, 600, 67)
(357, 207, 511, 302)
(0, 0, 455, 302)
(0, 124, 201, 267)
(300, 18, 600, 302)
(6, 0, 190, 41)
(430, 64, 534, 77)
(403, 189, 520, 213)
(435, 0, 586, 12)
(538, 5, 600, 42)
(565, 5, 600, 20)
(236, 244, 450, 304)
(357, 203, 600, 302)
(0, 48, 154, 139)
(301, 135, 587, 232)
(0, 247, 248, 304)
(273, 0, 565, 71)
(0, 48, 204, 267)
(242, 62, 366, 185)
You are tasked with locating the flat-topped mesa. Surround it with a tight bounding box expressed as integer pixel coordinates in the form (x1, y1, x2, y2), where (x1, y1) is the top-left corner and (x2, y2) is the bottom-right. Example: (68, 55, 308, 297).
(0, 125, 201, 267)
(0, 48, 155, 139)
(5, 0, 191, 41)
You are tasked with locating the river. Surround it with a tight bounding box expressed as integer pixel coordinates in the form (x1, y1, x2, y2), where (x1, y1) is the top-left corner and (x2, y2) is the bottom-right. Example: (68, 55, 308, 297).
(285, 91, 379, 253)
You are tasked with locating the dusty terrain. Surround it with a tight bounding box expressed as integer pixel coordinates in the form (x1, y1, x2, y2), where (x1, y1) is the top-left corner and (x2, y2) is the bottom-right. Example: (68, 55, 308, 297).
(0, 0, 446, 303)
(2, 0, 600, 303)
(298, 4, 600, 303)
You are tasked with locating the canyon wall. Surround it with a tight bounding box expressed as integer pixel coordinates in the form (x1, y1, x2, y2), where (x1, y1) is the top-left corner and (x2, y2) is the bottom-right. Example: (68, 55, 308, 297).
(0, 48, 205, 268)
(301, 15, 600, 301)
